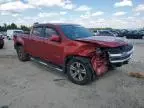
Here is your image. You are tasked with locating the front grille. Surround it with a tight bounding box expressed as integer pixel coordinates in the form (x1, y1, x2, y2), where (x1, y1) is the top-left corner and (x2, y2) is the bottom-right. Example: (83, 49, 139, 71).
(107, 44, 133, 54)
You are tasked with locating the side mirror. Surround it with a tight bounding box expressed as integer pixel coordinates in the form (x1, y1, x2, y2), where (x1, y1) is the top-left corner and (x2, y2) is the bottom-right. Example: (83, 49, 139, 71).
(50, 35, 61, 42)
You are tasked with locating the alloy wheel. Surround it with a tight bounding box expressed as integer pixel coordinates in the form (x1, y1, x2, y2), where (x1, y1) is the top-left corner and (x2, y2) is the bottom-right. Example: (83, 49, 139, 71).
(70, 62, 87, 81)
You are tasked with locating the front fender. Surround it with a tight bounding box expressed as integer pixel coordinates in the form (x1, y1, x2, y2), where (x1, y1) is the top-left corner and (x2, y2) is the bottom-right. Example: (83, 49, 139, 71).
(76, 46, 96, 57)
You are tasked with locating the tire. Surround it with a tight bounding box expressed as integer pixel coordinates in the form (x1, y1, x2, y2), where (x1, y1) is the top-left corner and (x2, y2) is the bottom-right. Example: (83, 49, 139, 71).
(67, 58, 92, 85)
(16, 46, 30, 61)
(0, 44, 4, 49)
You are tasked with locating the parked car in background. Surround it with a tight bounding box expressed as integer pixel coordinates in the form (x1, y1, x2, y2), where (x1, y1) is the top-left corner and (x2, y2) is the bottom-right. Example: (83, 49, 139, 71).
(7, 29, 24, 40)
(110, 29, 127, 37)
(14, 23, 133, 85)
(94, 30, 116, 37)
(138, 30, 144, 39)
(0, 34, 4, 49)
(124, 30, 144, 39)
(119, 29, 129, 37)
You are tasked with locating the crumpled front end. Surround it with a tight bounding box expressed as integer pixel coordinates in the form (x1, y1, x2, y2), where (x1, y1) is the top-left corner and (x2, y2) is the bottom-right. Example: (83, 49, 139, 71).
(91, 52, 109, 76)
(90, 44, 133, 76)
(107, 44, 134, 66)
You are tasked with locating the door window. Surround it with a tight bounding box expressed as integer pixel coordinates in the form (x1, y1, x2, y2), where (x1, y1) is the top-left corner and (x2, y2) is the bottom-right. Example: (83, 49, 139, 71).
(44, 27, 58, 38)
(32, 27, 44, 37)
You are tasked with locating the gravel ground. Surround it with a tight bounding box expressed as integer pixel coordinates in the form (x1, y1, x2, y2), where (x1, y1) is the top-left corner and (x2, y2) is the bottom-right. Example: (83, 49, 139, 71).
(0, 39, 144, 108)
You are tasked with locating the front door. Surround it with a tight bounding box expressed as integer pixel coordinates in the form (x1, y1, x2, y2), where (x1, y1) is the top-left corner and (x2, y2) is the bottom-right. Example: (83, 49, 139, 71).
(42, 26, 64, 65)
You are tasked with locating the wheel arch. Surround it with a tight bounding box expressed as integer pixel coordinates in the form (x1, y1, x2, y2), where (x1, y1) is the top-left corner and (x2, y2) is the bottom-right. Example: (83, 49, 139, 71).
(65, 55, 96, 84)
(64, 55, 94, 74)
(14, 42, 23, 49)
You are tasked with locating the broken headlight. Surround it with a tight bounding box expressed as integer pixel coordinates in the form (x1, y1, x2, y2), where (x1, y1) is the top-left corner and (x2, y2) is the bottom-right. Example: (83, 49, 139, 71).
(96, 48, 102, 54)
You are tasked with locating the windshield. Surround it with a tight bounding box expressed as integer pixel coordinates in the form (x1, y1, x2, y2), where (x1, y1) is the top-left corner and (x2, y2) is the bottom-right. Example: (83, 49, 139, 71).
(61, 25, 93, 39)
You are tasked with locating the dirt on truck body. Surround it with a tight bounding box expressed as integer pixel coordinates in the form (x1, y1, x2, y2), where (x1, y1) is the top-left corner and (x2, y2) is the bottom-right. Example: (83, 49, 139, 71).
(13, 23, 134, 85)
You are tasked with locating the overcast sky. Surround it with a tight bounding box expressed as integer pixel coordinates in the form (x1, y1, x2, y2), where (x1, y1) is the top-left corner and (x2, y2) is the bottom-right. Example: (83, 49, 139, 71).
(0, 0, 144, 29)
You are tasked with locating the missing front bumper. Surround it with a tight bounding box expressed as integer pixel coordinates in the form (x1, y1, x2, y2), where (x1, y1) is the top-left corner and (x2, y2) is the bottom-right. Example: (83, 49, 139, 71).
(109, 47, 133, 64)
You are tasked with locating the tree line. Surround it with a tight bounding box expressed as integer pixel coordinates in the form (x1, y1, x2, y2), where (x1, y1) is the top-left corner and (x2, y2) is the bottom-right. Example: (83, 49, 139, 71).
(0, 23, 30, 32)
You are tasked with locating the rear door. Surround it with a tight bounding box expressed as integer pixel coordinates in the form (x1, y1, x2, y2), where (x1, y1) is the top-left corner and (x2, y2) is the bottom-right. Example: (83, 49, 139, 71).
(42, 26, 64, 65)
(27, 26, 44, 57)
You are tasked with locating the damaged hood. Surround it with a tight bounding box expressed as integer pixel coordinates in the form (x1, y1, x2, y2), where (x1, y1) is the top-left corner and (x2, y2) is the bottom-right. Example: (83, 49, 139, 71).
(76, 36, 128, 47)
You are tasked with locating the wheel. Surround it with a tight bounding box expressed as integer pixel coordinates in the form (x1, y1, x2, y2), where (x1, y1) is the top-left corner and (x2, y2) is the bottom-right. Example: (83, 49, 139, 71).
(67, 58, 92, 85)
(7, 36, 10, 40)
(16, 46, 30, 61)
(0, 39, 4, 49)
(0, 44, 4, 49)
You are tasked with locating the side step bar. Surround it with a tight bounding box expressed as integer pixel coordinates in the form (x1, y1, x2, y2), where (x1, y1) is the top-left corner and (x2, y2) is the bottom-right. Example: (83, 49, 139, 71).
(31, 57, 63, 72)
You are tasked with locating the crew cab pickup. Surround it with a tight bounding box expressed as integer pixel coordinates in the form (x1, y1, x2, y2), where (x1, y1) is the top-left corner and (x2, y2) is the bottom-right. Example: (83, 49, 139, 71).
(13, 23, 133, 85)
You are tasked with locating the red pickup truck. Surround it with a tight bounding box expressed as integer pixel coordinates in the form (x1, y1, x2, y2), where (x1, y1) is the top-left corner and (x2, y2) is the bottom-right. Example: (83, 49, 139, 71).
(14, 23, 133, 85)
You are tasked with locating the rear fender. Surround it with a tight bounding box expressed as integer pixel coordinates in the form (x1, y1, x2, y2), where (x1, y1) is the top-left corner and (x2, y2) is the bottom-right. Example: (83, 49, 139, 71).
(14, 37, 25, 50)
(15, 37, 24, 46)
